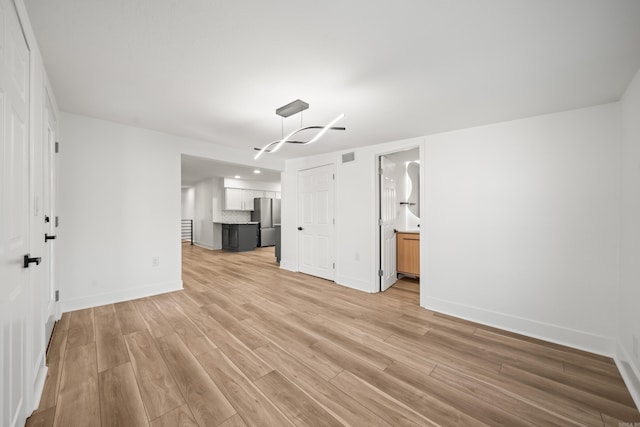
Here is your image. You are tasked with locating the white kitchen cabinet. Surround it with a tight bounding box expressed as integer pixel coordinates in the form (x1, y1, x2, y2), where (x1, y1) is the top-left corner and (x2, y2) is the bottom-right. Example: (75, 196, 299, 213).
(242, 190, 255, 211)
(224, 188, 243, 210)
(224, 187, 280, 210)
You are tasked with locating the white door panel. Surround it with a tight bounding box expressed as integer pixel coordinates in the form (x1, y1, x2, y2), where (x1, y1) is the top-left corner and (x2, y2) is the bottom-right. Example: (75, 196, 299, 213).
(380, 156, 398, 291)
(0, 0, 31, 425)
(298, 164, 335, 280)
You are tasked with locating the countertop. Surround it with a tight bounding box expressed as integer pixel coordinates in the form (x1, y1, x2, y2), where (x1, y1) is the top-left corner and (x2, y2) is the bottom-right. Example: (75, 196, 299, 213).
(396, 230, 420, 234)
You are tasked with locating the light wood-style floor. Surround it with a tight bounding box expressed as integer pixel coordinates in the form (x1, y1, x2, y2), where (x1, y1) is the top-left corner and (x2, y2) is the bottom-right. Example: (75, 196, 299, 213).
(27, 243, 639, 426)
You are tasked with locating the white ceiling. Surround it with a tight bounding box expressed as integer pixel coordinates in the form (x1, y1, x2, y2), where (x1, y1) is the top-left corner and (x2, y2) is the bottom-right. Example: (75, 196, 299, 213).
(24, 0, 640, 161)
(181, 155, 281, 186)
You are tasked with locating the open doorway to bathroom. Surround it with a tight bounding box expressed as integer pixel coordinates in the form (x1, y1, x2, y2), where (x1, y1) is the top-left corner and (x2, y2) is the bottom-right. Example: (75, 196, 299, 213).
(377, 147, 420, 304)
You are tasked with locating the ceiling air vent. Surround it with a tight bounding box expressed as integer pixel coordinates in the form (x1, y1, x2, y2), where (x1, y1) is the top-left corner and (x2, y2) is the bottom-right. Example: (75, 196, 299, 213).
(342, 152, 355, 163)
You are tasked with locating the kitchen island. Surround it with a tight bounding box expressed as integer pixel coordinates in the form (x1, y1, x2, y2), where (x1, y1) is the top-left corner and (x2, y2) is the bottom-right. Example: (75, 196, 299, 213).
(218, 222, 259, 252)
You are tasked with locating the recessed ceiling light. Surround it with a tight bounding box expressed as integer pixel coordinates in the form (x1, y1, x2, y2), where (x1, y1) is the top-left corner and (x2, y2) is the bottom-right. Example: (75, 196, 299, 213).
(234, 175, 240, 179)
(253, 169, 261, 174)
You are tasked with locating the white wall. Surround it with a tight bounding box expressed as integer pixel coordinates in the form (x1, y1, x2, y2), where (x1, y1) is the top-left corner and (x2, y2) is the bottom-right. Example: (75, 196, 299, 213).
(619, 68, 640, 406)
(194, 179, 214, 249)
(181, 187, 194, 220)
(212, 177, 223, 249)
(282, 103, 621, 357)
(58, 113, 283, 311)
(422, 103, 621, 355)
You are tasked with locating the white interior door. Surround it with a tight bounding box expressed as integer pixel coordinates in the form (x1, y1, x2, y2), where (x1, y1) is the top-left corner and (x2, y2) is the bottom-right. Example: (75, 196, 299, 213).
(380, 156, 398, 291)
(298, 164, 335, 280)
(0, 0, 32, 424)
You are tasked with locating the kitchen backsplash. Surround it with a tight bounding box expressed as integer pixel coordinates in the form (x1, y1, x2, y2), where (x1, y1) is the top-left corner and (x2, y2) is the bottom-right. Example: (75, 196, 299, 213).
(221, 210, 251, 223)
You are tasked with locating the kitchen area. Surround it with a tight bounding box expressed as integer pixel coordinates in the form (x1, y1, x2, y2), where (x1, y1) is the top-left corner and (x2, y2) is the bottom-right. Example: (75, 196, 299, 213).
(219, 194, 281, 255)
(181, 155, 282, 261)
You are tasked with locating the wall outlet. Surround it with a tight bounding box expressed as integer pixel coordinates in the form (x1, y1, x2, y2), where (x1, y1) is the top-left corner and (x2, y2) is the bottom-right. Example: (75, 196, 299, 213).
(633, 335, 639, 359)
(152, 256, 160, 267)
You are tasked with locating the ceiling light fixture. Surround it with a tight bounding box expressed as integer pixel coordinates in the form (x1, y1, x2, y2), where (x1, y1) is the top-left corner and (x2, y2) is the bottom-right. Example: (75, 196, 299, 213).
(253, 169, 261, 174)
(254, 99, 345, 160)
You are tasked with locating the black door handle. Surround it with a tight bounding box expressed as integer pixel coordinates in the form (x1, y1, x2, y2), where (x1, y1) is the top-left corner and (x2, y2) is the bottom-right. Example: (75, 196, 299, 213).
(45, 234, 56, 242)
(23, 254, 42, 268)
(297, 226, 303, 231)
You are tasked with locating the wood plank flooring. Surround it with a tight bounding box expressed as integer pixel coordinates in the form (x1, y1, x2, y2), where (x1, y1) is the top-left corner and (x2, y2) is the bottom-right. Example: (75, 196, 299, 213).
(27, 243, 639, 426)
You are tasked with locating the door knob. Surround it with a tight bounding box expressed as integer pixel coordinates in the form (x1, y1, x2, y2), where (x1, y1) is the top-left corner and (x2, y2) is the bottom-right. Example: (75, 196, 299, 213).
(297, 226, 303, 231)
(23, 254, 42, 268)
(45, 234, 57, 242)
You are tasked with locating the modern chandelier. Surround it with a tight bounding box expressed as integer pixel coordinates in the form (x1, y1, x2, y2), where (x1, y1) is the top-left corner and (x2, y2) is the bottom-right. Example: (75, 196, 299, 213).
(254, 99, 345, 160)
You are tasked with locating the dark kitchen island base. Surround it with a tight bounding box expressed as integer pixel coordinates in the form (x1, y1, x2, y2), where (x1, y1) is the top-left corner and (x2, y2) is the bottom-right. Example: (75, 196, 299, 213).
(221, 223, 259, 252)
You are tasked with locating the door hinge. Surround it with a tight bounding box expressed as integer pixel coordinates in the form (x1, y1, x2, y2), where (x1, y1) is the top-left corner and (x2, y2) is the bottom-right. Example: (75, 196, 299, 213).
(55, 216, 59, 227)
(378, 269, 384, 277)
(55, 141, 59, 153)
(378, 218, 383, 226)
(55, 290, 59, 302)
(378, 167, 383, 175)
(333, 262, 335, 269)
(333, 218, 335, 224)
(332, 173, 335, 180)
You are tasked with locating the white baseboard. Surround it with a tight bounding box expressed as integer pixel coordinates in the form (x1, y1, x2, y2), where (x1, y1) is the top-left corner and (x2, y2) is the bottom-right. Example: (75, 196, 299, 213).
(61, 280, 183, 312)
(194, 241, 214, 250)
(279, 261, 297, 272)
(335, 274, 375, 293)
(31, 359, 47, 412)
(615, 342, 640, 410)
(422, 296, 616, 357)
(278, 264, 373, 293)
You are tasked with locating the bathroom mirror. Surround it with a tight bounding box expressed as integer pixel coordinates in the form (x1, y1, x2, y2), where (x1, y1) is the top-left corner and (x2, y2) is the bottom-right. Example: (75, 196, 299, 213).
(407, 161, 420, 218)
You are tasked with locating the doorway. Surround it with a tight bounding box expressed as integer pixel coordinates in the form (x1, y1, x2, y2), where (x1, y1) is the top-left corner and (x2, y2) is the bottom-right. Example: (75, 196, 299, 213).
(377, 147, 421, 300)
(179, 154, 282, 268)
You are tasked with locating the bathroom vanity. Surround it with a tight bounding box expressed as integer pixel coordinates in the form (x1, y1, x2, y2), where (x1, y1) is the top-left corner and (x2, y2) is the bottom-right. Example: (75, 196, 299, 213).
(397, 231, 420, 277)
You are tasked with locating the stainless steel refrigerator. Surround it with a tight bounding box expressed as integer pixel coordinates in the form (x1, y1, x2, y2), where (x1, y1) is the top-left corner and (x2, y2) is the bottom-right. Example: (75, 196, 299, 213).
(251, 198, 281, 247)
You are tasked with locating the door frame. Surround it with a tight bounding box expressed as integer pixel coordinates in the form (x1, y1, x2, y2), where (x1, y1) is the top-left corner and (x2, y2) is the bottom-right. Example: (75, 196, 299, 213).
(373, 141, 423, 294)
(43, 86, 59, 338)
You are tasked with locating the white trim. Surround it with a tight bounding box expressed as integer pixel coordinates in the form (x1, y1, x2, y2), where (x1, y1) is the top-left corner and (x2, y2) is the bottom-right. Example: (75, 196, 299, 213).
(279, 261, 297, 272)
(31, 363, 47, 412)
(193, 241, 214, 250)
(424, 296, 616, 356)
(615, 342, 640, 410)
(60, 280, 183, 313)
(335, 274, 375, 293)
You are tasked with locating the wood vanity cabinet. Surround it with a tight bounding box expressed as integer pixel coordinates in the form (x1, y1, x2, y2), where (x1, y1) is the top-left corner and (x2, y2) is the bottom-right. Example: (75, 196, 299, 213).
(397, 232, 420, 277)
